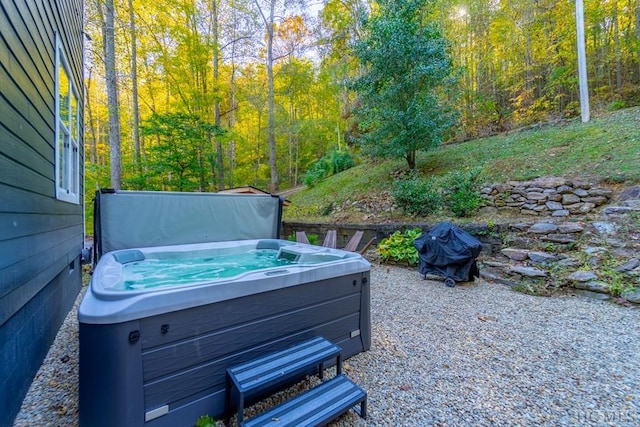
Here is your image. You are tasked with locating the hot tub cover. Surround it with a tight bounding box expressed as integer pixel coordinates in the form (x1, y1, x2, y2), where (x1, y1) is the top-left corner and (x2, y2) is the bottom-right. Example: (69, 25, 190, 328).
(413, 221, 482, 282)
(93, 190, 284, 260)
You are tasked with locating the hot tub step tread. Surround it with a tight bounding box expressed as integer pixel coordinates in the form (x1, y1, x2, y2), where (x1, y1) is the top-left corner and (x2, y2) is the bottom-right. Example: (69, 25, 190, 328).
(227, 337, 342, 425)
(228, 337, 341, 393)
(241, 374, 367, 427)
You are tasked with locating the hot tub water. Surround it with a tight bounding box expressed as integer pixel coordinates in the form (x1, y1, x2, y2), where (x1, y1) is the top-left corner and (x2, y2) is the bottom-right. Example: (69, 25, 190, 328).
(123, 249, 292, 290)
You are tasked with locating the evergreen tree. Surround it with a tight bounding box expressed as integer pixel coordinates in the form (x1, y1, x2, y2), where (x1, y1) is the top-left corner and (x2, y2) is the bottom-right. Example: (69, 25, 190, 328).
(351, 0, 457, 169)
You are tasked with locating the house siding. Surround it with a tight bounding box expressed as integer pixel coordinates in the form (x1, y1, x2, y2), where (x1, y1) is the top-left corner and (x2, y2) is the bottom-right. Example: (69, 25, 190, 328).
(0, 1, 84, 426)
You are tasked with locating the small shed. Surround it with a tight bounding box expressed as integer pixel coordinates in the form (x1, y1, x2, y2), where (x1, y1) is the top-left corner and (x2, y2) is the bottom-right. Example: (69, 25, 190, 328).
(218, 185, 291, 206)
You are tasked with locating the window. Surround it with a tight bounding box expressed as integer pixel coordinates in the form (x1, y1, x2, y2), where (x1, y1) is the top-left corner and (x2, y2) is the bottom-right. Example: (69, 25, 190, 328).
(55, 34, 80, 204)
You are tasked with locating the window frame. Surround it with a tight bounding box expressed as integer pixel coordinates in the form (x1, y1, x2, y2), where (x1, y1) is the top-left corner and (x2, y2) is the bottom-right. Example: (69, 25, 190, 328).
(54, 33, 80, 204)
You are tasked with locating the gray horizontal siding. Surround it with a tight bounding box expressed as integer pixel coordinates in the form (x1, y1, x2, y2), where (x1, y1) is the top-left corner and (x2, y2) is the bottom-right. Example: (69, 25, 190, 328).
(0, 0, 84, 426)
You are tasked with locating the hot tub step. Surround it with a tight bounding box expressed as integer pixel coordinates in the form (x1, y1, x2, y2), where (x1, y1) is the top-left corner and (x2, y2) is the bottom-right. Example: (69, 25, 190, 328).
(241, 374, 367, 427)
(227, 337, 342, 425)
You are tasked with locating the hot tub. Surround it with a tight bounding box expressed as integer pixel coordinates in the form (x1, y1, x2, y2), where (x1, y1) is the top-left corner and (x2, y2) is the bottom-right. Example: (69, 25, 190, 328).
(78, 239, 371, 427)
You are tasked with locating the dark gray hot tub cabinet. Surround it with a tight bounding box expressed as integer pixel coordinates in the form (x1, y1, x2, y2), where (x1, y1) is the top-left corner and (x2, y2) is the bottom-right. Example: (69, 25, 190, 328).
(80, 191, 371, 427)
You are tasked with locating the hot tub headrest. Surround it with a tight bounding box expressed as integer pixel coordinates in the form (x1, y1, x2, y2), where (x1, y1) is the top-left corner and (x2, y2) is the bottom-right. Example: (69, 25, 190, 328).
(112, 250, 145, 264)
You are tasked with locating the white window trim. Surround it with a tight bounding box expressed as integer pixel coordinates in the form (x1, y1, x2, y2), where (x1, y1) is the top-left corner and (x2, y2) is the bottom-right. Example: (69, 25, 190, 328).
(54, 33, 80, 204)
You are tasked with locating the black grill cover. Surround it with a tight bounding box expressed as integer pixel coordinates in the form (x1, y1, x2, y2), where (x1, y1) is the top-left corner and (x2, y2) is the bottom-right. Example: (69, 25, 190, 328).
(413, 221, 482, 282)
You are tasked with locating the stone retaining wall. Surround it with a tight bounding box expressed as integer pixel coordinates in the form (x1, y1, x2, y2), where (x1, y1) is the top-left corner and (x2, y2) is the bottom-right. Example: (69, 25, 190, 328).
(480, 176, 613, 217)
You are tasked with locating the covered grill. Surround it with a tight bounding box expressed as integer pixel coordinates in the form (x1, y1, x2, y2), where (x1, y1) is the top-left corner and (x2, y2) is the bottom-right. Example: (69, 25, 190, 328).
(413, 222, 482, 287)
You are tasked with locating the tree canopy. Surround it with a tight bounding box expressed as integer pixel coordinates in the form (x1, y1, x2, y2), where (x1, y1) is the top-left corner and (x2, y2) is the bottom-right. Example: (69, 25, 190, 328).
(84, 0, 640, 201)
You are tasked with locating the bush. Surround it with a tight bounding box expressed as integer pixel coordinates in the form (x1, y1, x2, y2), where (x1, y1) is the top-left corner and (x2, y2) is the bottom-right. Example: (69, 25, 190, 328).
(392, 175, 443, 216)
(303, 150, 355, 187)
(441, 168, 483, 217)
(377, 229, 422, 265)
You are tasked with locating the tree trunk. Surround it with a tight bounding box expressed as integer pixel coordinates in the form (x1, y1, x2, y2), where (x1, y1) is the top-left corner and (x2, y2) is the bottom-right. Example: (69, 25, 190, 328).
(255, 0, 279, 192)
(266, 0, 278, 192)
(406, 150, 416, 170)
(128, 0, 142, 173)
(85, 68, 98, 164)
(212, 0, 225, 190)
(98, 0, 122, 190)
(613, 0, 623, 93)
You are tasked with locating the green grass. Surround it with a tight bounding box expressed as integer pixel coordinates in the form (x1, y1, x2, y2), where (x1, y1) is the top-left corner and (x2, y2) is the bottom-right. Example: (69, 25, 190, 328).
(284, 107, 640, 222)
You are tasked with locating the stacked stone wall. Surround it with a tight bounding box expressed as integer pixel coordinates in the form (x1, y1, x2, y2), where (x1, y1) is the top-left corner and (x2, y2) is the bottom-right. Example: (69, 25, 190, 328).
(480, 176, 613, 217)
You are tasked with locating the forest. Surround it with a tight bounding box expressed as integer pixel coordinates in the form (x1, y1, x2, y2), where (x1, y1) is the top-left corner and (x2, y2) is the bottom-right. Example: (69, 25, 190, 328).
(85, 0, 640, 198)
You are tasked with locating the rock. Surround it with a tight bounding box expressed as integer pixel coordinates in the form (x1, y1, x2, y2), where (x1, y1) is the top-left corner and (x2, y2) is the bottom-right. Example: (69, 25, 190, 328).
(480, 270, 517, 286)
(567, 271, 598, 282)
(604, 206, 640, 215)
(573, 188, 589, 197)
(509, 266, 548, 277)
(558, 223, 584, 233)
(618, 186, 640, 201)
(587, 188, 613, 197)
(533, 205, 547, 212)
(588, 256, 604, 268)
(510, 222, 532, 231)
(557, 185, 572, 194)
(592, 222, 618, 234)
(527, 192, 547, 201)
(501, 248, 529, 261)
(529, 223, 558, 234)
(583, 246, 607, 254)
(574, 281, 610, 294)
(574, 289, 611, 301)
(623, 199, 640, 208)
(615, 259, 640, 272)
(542, 234, 576, 244)
(613, 248, 635, 258)
(562, 194, 581, 204)
(578, 203, 596, 213)
(565, 203, 584, 214)
(558, 257, 580, 267)
(604, 238, 625, 247)
(527, 251, 558, 263)
(547, 193, 562, 202)
(545, 201, 564, 210)
(479, 206, 499, 215)
(551, 209, 570, 217)
(581, 196, 608, 206)
(621, 288, 640, 303)
(521, 209, 538, 216)
(483, 260, 512, 268)
(533, 177, 567, 188)
(571, 180, 591, 189)
(493, 183, 513, 193)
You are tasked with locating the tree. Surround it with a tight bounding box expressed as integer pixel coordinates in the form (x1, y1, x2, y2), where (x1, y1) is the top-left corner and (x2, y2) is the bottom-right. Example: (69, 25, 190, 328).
(141, 112, 224, 191)
(254, 0, 279, 191)
(128, 0, 143, 171)
(351, 0, 457, 170)
(96, 0, 123, 189)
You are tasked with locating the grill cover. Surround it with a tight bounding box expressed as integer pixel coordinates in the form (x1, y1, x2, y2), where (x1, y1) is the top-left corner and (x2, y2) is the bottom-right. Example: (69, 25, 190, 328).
(413, 222, 482, 282)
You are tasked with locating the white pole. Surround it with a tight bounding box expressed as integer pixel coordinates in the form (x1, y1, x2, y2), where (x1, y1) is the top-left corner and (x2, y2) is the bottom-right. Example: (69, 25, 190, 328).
(576, 0, 590, 122)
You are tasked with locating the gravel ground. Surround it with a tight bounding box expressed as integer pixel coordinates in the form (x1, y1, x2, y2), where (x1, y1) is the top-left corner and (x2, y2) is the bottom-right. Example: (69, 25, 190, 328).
(13, 264, 640, 426)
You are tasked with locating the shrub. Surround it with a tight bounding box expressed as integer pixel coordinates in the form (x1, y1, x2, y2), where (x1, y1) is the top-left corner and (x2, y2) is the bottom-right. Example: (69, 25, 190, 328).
(195, 415, 216, 427)
(440, 168, 483, 217)
(392, 175, 443, 216)
(377, 229, 422, 265)
(303, 150, 355, 187)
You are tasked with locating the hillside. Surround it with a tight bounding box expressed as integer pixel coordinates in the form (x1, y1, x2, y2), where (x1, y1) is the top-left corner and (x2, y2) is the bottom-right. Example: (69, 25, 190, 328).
(283, 107, 640, 223)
